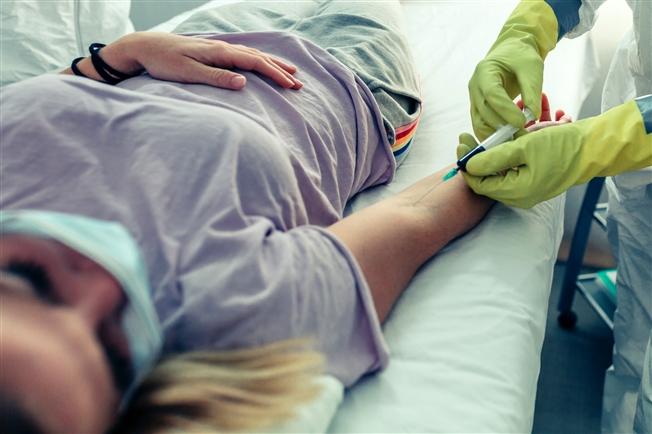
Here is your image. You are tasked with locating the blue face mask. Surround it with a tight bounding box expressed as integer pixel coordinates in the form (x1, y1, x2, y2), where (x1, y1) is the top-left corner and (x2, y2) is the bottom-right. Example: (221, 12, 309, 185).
(0, 210, 163, 406)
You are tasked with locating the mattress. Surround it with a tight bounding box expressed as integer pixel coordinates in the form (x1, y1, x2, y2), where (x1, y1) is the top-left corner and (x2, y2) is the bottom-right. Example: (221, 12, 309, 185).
(153, 1, 598, 432)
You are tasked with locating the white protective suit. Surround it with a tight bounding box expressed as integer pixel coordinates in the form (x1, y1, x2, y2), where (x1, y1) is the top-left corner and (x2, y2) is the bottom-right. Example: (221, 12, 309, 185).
(566, 1, 651, 432)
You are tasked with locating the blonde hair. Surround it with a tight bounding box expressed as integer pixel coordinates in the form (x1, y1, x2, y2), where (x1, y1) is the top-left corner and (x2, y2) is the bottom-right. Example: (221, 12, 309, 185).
(112, 339, 323, 434)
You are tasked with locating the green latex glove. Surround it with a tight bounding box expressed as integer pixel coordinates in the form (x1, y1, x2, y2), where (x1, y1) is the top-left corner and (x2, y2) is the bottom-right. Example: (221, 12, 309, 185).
(469, 0, 558, 141)
(457, 101, 652, 208)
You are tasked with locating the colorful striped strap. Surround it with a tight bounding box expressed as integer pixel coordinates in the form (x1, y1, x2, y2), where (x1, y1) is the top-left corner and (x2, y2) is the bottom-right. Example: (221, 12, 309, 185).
(392, 117, 420, 157)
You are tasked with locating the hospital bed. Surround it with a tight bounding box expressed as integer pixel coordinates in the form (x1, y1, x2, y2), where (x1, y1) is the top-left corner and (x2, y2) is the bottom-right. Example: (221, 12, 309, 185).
(2, 0, 598, 432)
(149, 2, 598, 431)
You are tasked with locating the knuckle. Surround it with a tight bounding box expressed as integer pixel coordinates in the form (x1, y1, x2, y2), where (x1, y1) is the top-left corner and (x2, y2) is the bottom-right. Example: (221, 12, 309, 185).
(210, 69, 229, 83)
(252, 57, 266, 69)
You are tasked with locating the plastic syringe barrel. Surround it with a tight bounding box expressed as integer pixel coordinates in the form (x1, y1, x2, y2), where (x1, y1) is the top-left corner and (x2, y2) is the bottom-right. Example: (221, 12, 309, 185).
(457, 108, 535, 172)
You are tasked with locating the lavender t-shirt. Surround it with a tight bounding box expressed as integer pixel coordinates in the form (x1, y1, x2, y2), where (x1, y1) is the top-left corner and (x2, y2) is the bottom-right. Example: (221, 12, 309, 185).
(0, 32, 394, 385)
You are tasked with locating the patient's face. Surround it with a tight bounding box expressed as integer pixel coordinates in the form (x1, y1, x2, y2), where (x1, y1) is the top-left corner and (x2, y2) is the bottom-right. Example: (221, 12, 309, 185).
(0, 235, 129, 434)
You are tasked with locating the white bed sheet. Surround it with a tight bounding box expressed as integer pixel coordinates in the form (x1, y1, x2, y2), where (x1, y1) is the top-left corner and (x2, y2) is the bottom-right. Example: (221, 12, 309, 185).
(153, 1, 598, 432)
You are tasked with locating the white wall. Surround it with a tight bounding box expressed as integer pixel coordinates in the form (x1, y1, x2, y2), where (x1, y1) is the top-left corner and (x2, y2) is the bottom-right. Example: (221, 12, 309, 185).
(560, 0, 632, 267)
(130, 0, 209, 30)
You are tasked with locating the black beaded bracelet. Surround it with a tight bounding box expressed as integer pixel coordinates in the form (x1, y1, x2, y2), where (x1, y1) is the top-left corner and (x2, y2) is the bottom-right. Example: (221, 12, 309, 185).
(70, 57, 88, 78)
(69, 43, 134, 85)
(89, 43, 132, 85)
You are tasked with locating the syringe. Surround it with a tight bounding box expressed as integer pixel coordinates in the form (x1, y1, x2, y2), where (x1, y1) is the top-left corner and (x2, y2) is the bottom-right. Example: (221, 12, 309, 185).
(443, 108, 536, 181)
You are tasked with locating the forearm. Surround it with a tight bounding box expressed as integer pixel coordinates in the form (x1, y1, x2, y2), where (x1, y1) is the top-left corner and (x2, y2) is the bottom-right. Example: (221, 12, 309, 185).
(59, 32, 302, 90)
(328, 167, 493, 322)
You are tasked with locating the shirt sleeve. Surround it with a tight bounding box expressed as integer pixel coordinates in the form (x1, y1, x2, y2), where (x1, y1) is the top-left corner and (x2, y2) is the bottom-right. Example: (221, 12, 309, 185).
(545, 0, 607, 39)
(166, 219, 389, 387)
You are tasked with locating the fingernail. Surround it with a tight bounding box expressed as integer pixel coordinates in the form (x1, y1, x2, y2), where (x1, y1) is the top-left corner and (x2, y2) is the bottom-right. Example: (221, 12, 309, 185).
(293, 79, 303, 89)
(231, 75, 246, 87)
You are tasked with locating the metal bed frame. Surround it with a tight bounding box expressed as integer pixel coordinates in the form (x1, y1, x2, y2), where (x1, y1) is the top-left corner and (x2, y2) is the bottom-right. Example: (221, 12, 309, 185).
(557, 177, 616, 330)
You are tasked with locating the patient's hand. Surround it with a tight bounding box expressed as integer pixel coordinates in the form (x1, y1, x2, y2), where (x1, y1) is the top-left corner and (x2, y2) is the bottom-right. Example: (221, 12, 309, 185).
(525, 113, 572, 131)
(518, 93, 572, 132)
(65, 32, 303, 90)
(457, 94, 573, 177)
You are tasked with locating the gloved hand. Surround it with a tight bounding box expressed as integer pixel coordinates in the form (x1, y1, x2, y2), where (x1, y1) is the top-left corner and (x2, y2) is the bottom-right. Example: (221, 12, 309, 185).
(457, 100, 652, 208)
(469, 0, 558, 141)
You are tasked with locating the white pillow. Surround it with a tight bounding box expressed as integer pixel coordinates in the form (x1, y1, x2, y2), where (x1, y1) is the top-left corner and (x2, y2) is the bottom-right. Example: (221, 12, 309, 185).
(163, 375, 344, 434)
(265, 375, 344, 433)
(0, 0, 134, 86)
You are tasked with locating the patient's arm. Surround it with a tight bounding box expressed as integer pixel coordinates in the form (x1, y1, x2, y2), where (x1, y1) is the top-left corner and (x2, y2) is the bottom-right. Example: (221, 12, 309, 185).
(328, 166, 493, 322)
(329, 114, 573, 323)
(60, 32, 303, 90)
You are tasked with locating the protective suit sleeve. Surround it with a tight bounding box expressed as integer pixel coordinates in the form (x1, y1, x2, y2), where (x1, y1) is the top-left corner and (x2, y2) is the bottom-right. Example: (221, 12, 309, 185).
(544, 0, 608, 39)
(544, 0, 581, 39)
(636, 94, 652, 133)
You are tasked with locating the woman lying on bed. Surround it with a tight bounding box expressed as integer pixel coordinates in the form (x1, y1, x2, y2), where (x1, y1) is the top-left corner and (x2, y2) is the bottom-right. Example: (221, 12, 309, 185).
(0, 2, 568, 433)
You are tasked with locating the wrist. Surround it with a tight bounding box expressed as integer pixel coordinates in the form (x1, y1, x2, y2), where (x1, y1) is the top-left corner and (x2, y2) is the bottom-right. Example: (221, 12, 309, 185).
(99, 33, 145, 76)
(588, 101, 652, 177)
(501, 0, 558, 59)
(67, 35, 144, 84)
